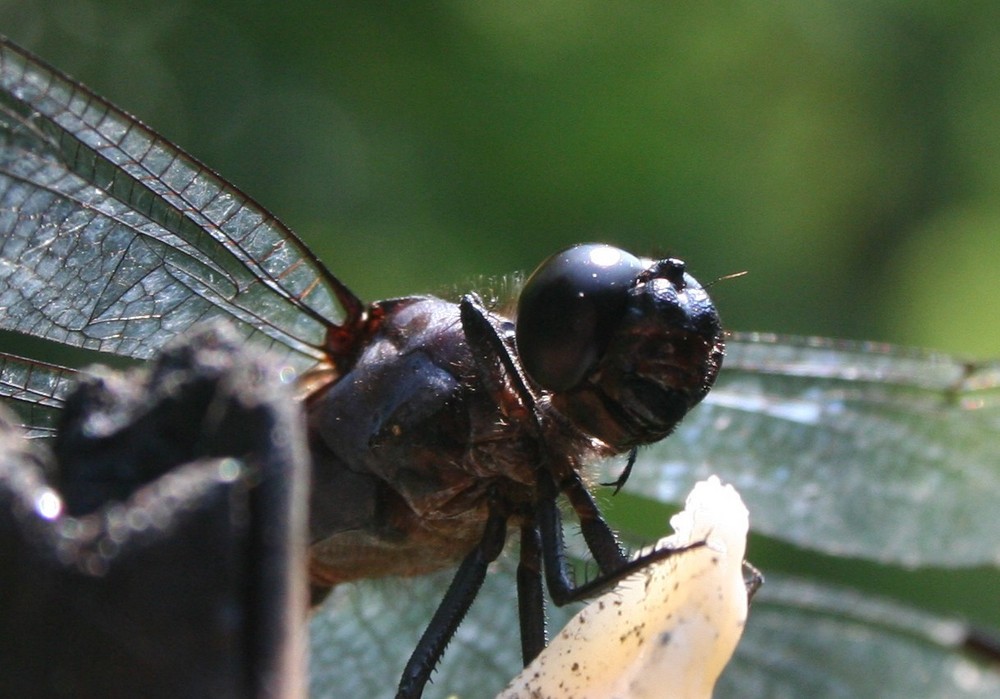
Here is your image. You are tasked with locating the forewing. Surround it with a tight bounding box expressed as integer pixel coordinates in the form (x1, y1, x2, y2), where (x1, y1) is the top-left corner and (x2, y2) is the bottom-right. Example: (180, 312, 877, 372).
(0, 38, 348, 373)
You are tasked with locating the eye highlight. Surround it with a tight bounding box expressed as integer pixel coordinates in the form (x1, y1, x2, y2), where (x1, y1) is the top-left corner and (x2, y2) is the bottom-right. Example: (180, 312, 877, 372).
(516, 244, 645, 392)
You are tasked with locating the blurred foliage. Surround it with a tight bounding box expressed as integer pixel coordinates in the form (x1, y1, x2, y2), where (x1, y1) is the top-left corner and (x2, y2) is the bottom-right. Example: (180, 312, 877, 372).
(2, 0, 999, 355)
(1, 2, 998, 697)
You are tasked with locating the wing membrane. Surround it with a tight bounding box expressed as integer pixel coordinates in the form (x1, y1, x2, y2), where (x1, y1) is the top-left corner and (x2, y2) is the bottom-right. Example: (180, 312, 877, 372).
(310, 560, 1000, 697)
(0, 351, 77, 438)
(617, 333, 1000, 566)
(0, 38, 346, 372)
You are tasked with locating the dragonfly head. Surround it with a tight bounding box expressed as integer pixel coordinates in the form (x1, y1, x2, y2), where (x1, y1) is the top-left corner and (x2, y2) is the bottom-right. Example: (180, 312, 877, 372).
(516, 244, 724, 451)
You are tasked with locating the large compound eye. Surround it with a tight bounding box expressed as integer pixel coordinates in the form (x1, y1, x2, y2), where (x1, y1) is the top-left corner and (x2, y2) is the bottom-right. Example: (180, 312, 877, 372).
(516, 244, 645, 392)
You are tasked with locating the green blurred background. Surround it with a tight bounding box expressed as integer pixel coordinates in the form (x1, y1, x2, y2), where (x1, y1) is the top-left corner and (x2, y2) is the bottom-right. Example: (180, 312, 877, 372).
(2, 0, 998, 357)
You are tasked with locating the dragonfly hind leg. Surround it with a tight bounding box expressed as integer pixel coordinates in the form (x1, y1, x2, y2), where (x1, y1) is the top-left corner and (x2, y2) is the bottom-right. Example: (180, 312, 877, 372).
(395, 494, 509, 699)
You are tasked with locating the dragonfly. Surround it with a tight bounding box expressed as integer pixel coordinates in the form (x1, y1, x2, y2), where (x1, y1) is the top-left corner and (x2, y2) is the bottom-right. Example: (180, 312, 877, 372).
(1, 37, 998, 698)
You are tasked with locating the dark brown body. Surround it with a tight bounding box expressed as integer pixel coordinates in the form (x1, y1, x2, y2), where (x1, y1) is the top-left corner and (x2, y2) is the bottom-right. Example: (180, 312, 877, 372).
(306, 297, 595, 587)
(305, 249, 725, 594)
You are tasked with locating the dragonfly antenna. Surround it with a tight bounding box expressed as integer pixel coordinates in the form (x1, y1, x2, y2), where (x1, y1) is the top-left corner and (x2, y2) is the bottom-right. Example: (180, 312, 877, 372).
(706, 270, 749, 287)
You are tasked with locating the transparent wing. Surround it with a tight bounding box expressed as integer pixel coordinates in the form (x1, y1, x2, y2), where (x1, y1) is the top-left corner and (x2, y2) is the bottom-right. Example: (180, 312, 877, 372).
(0, 38, 351, 373)
(720, 575, 999, 698)
(309, 563, 572, 699)
(610, 333, 1000, 567)
(0, 351, 76, 438)
(309, 562, 1000, 699)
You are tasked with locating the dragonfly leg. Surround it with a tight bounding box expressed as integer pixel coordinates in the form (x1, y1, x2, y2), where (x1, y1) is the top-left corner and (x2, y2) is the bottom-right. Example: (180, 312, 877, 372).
(539, 470, 704, 605)
(516, 524, 546, 665)
(458, 293, 541, 420)
(458, 293, 700, 613)
(743, 560, 765, 601)
(600, 446, 638, 494)
(395, 495, 509, 699)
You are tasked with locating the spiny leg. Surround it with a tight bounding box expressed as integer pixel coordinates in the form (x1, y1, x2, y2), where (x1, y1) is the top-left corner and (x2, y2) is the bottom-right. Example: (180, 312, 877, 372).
(539, 469, 704, 605)
(395, 499, 509, 699)
(516, 524, 546, 665)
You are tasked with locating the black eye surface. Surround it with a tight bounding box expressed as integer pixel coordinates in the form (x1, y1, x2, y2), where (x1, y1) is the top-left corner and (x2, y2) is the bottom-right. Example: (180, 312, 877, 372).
(516, 244, 645, 392)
